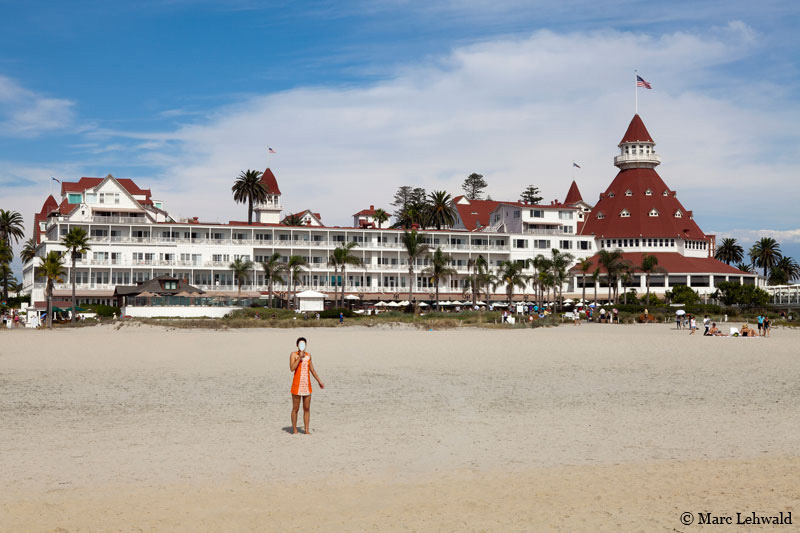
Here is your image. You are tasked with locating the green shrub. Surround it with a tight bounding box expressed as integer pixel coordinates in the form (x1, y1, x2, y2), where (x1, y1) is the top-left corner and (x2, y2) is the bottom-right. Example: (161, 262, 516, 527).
(320, 308, 355, 319)
(91, 304, 120, 318)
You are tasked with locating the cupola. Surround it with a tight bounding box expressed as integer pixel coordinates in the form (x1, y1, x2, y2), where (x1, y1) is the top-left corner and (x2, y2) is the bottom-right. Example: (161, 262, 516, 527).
(614, 114, 661, 170)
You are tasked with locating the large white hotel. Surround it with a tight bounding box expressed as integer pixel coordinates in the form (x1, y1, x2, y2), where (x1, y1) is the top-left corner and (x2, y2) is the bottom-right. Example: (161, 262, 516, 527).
(22, 114, 758, 308)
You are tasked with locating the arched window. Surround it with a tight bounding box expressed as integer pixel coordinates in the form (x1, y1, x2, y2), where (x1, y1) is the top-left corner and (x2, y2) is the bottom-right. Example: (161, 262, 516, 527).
(645, 189, 653, 196)
(649, 209, 659, 217)
(625, 189, 632, 196)
(620, 209, 630, 218)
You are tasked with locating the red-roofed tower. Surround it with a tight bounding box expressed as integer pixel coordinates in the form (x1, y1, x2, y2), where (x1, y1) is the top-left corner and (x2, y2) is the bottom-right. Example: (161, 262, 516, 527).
(254, 167, 283, 224)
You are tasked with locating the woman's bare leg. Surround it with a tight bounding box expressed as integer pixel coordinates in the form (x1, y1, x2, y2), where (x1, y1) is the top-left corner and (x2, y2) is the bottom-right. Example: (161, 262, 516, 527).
(303, 395, 311, 434)
(291, 395, 301, 434)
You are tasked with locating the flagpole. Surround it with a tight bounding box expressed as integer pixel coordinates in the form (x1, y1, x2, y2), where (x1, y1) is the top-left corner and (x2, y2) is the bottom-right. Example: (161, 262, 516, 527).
(634, 69, 638, 115)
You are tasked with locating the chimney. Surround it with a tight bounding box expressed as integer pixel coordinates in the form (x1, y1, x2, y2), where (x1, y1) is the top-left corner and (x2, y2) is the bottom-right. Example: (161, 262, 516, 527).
(370, 205, 374, 210)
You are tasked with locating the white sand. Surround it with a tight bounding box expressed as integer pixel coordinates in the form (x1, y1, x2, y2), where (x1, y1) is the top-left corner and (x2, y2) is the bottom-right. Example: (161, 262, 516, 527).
(1, 323, 798, 531)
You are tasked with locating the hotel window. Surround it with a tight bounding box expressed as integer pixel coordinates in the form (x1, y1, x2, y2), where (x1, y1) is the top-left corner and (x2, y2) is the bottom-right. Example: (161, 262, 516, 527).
(674, 210, 682, 218)
(534, 239, 551, 249)
(559, 240, 572, 249)
(645, 189, 653, 196)
(67, 193, 82, 204)
(663, 190, 669, 196)
(530, 209, 544, 218)
(596, 212, 605, 219)
(649, 209, 659, 217)
(620, 209, 630, 218)
(625, 190, 632, 196)
(671, 239, 675, 247)
(513, 210, 521, 219)
(608, 192, 615, 198)
(558, 211, 573, 220)
(99, 193, 105, 204)
(578, 241, 591, 250)
(659, 239, 664, 247)
(513, 239, 528, 249)
(562, 225, 573, 233)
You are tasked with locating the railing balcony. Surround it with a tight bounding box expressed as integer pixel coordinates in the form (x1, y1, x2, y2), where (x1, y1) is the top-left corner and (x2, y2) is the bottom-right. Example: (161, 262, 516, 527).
(90, 216, 149, 224)
(614, 153, 661, 167)
(524, 228, 572, 236)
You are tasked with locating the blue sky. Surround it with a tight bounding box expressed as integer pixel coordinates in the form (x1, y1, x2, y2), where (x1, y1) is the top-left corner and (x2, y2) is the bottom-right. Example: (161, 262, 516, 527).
(2, 0, 800, 275)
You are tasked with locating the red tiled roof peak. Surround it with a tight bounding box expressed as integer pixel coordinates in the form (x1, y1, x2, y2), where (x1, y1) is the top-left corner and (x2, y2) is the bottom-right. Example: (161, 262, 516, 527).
(260, 168, 281, 195)
(619, 114, 654, 144)
(564, 180, 584, 205)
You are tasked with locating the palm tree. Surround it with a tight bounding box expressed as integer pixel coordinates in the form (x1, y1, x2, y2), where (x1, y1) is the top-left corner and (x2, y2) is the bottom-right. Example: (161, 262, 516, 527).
(231, 170, 266, 224)
(715, 237, 744, 265)
(639, 254, 666, 305)
(0, 209, 25, 301)
(736, 263, 755, 273)
(575, 258, 593, 306)
(20, 238, 37, 264)
(464, 255, 488, 307)
(283, 255, 308, 310)
(482, 269, 499, 307)
(620, 265, 632, 305)
(597, 249, 624, 304)
(329, 242, 363, 307)
(282, 213, 305, 226)
(61, 227, 91, 323)
(229, 257, 254, 297)
(373, 208, 389, 228)
(497, 261, 528, 306)
(426, 190, 457, 230)
(749, 237, 782, 277)
(40, 251, 65, 329)
(591, 268, 601, 308)
(768, 256, 800, 285)
(529, 255, 550, 311)
(260, 252, 285, 308)
(401, 230, 429, 312)
(423, 247, 457, 310)
(549, 249, 574, 311)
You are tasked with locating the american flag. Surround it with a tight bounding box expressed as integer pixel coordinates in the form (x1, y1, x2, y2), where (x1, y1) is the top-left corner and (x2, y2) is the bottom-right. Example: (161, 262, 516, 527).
(573, 162, 581, 168)
(636, 75, 652, 89)
(268, 147, 276, 153)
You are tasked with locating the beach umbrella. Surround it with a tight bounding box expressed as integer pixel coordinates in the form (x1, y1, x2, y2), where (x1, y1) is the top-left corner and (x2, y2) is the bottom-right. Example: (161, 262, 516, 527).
(387, 301, 401, 307)
(451, 300, 464, 306)
(418, 302, 429, 307)
(475, 300, 486, 306)
(373, 301, 386, 307)
(675, 309, 686, 315)
(398, 300, 410, 306)
(563, 298, 574, 304)
(174, 291, 195, 297)
(344, 294, 360, 300)
(137, 291, 158, 298)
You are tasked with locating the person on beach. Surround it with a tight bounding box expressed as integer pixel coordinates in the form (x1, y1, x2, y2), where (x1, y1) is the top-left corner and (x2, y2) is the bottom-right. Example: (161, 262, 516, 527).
(689, 315, 697, 335)
(763, 316, 771, 337)
(290, 337, 325, 435)
(676, 313, 682, 330)
(703, 315, 710, 336)
(643, 308, 649, 323)
(756, 315, 763, 336)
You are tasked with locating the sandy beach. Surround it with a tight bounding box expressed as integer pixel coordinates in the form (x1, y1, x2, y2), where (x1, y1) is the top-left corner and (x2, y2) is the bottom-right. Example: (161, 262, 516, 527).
(1, 323, 798, 531)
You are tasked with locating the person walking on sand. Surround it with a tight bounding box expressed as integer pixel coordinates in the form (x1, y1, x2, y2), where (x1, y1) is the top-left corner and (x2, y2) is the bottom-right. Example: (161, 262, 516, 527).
(763, 315, 771, 337)
(703, 315, 710, 336)
(689, 315, 697, 335)
(290, 337, 325, 435)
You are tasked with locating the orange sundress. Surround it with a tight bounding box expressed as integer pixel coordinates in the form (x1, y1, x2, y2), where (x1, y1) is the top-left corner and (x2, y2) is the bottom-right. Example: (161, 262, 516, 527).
(291, 352, 312, 396)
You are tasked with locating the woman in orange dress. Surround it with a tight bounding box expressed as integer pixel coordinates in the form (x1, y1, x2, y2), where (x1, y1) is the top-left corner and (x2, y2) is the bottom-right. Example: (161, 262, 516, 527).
(290, 337, 324, 434)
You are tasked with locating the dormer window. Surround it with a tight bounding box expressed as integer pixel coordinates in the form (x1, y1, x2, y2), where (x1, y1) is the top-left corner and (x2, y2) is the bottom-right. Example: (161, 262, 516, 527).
(674, 210, 683, 218)
(608, 192, 615, 198)
(620, 209, 631, 218)
(596, 212, 605, 220)
(662, 190, 669, 197)
(645, 189, 653, 196)
(649, 209, 659, 217)
(625, 190, 632, 196)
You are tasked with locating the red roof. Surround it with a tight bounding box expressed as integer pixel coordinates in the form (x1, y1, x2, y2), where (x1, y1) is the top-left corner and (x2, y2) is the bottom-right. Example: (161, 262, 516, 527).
(260, 168, 281, 195)
(619, 114, 654, 144)
(579, 167, 705, 239)
(57, 198, 79, 216)
(564, 180, 584, 205)
(354, 205, 383, 217)
(452, 196, 500, 231)
(39, 195, 59, 215)
(61, 177, 151, 198)
(571, 252, 751, 276)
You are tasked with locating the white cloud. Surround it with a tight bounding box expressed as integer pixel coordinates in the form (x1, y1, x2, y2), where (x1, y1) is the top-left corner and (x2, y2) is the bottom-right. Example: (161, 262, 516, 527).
(0, 75, 75, 137)
(713, 229, 800, 244)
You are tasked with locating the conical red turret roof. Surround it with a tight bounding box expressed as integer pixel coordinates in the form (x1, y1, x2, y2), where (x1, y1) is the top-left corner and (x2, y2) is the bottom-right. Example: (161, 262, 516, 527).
(579, 167, 705, 239)
(564, 180, 583, 205)
(619, 114, 654, 144)
(260, 168, 281, 195)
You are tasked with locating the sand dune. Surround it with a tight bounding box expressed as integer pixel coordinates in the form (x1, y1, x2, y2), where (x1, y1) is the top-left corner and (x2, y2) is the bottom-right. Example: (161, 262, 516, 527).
(1, 323, 798, 531)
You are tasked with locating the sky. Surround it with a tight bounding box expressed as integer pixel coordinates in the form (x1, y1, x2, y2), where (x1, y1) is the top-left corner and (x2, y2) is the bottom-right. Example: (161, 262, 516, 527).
(2, 0, 800, 277)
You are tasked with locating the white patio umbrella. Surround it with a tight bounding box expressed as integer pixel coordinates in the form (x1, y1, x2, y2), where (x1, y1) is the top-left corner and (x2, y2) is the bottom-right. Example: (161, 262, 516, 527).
(563, 298, 574, 304)
(398, 300, 410, 306)
(475, 300, 486, 306)
(374, 301, 387, 307)
(387, 301, 401, 307)
(418, 302, 429, 307)
(344, 294, 360, 300)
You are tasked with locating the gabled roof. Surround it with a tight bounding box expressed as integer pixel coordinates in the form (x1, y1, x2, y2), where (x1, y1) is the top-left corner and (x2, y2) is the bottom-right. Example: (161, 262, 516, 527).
(39, 195, 59, 215)
(564, 180, 583, 205)
(282, 209, 324, 226)
(570, 252, 750, 276)
(619, 114, 654, 144)
(114, 275, 204, 297)
(61, 177, 152, 198)
(260, 168, 281, 195)
(354, 205, 382, 217)
(57, 198, 79, 216)
(579, 167, 705, 240)
(451, 195, 500, 231)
